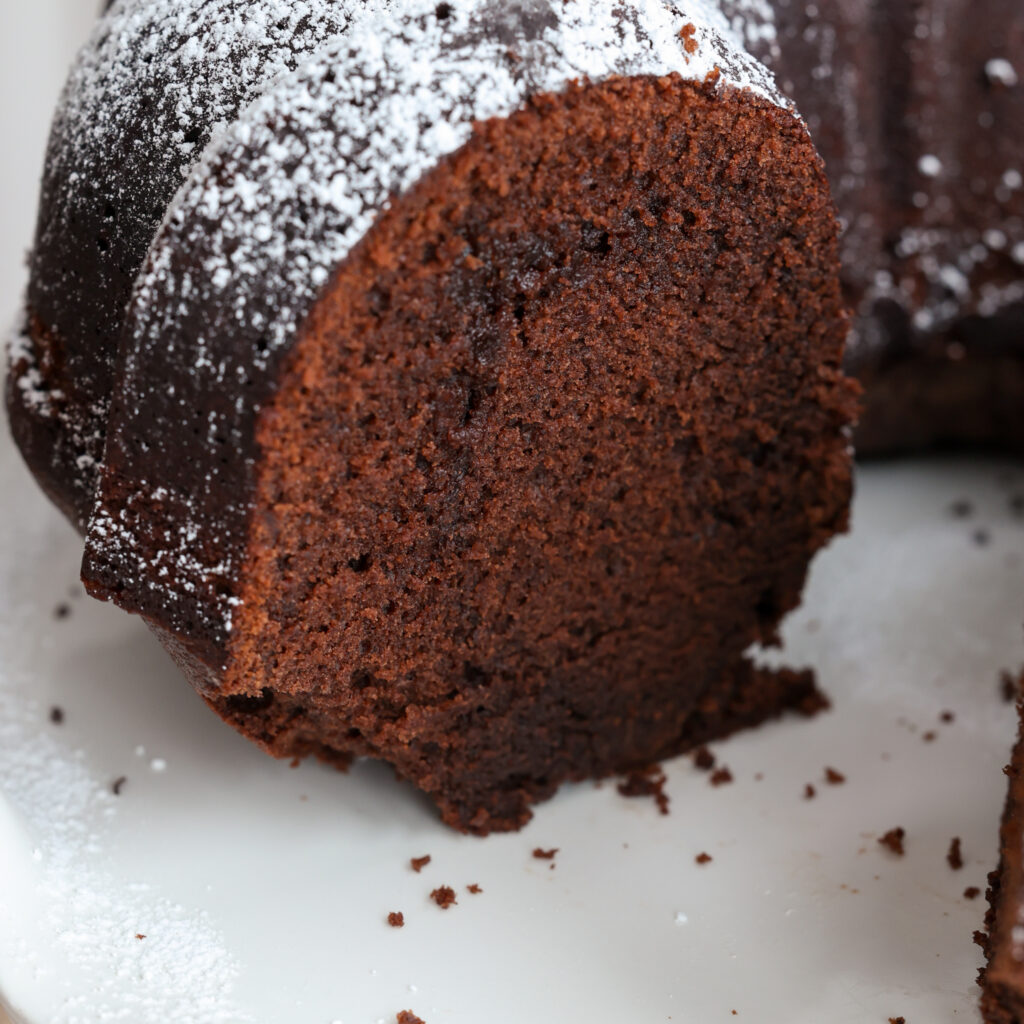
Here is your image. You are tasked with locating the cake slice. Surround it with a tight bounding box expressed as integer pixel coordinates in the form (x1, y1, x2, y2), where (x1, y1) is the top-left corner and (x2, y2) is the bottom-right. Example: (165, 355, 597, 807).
(982, 687, 1024, 1022)
(12, 0, 859, 833)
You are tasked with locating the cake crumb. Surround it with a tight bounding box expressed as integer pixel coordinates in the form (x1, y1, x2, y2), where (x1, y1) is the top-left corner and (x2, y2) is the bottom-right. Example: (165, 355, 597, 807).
(964, 886, 981, 900)
(879, 828, 906, 856)
(1001, 670, 1021, 703)
(112, 776, 127, 796)
(387, 912, 405, 928)
(710, 767, 733, 787)
(617, 765, 670, 814)
(947, 837, 964, 870)
(679, 22, 699, 55)
(135, 934, 146, 941)
(796, 686, 831, 717)
(49, 706, 64, 725)
(695, 852, 713, 865)
(532, 848, 558, 860)
(410, 855, 431, 873)
(53, 603, 71, 620)
(888, 1017, 906, 1024)
(804, 784, 816, 800)
(430, 886, 457, 910)
(396, 1012, 425, 1024)
(939, 710, 955, 724)
(467, 884, 482, 894)
(824, 767, 845, 785)
(693, 746, 715, 771)
(922, 731, 937, 743)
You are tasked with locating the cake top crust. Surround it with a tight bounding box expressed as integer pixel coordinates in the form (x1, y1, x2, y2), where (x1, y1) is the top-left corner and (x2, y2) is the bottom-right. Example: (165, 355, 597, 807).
(14, 0, 782, 528)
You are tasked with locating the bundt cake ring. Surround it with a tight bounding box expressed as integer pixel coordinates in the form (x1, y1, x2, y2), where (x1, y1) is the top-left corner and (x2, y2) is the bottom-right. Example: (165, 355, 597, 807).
(3, 0, 1023, 1015)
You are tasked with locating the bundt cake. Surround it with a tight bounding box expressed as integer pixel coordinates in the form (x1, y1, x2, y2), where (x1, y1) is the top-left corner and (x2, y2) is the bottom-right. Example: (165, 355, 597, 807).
(7, 0, 862, 833)
(9, 1, 1023, 540)
(754, 0, 1024, 453)
(2, 1, 1022, 842)
(6, 2, 1024, 1018)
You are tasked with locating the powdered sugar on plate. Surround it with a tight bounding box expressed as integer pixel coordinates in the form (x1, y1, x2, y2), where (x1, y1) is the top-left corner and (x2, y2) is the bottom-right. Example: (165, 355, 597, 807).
(0, 451, 248, 1024)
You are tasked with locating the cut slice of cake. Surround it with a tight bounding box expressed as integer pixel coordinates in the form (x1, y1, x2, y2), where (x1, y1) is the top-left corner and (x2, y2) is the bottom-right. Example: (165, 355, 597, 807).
(69, 1, 857, 833)
(982, 685, 1024, 1023)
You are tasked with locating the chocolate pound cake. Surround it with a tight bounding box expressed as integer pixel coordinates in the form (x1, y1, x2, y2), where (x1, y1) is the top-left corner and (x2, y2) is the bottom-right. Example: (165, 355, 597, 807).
(7, 0, 357, 529)
(7, 0, 857, 832)
(982, 692, 1024, 1023)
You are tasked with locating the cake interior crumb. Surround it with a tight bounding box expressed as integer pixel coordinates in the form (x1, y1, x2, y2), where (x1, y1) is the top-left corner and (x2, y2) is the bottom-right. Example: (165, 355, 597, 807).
(617, 766, 670, 815)
(430, 886, 457, 909)
(879, 828, 906, 856)
(947, 837, 963, 870)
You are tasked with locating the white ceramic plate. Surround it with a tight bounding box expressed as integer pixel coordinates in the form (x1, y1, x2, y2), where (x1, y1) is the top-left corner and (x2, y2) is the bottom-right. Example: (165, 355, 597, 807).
(3, 5, 1024, 1023)
(4, 430, 1024, 1024)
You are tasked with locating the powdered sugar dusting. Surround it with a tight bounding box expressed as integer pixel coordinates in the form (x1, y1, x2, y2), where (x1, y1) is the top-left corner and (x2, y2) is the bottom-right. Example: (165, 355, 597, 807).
(144, 0, 781, 364)
(986, 57, 1019, 88)
(86, 0, 785, 649)
(7, 320, 62, 418)
(14, 0, 362, 519)
(0, 670, 247, 1022)
(42, 0, 361, 211)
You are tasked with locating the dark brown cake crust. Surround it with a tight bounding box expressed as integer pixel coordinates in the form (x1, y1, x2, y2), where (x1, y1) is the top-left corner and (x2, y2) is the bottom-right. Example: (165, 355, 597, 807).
(5, 2, 354, 529)
(981, 698, 1024, 1023)
(84, 73, 855, 832)
(755, 0, 1024, 454)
